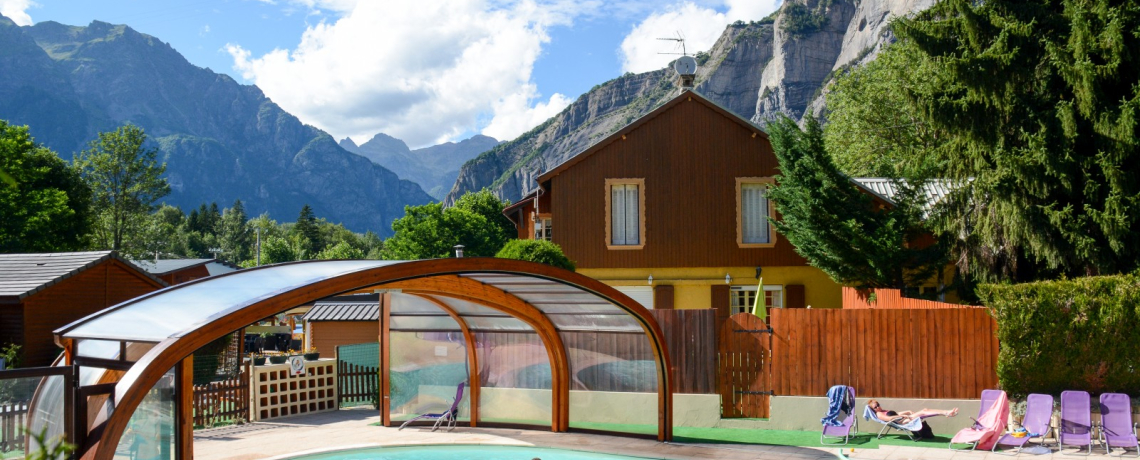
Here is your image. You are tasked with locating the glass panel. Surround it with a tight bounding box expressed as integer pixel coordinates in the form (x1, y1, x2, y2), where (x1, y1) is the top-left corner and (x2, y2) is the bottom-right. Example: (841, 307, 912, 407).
(625, 185, 640, 245)
(564, 330, 658, 436)
(545, 314, 643, 332)
(428, 296, 509, 317)
(390, 292, 445, 314)
(11, 374, 64, 455)
(66, 260, 396, 341)
(512, 292, 611, 305)
(77, 339, 122, 358)
(611, 184, 627, 244)
(476, 332, 551, 427)
(389, 311, 471, 424)
(529, 303, 625, 315)
(389, 316, 464, 331)
(115, 368, 175, 460)
(742, 183, 770, 244)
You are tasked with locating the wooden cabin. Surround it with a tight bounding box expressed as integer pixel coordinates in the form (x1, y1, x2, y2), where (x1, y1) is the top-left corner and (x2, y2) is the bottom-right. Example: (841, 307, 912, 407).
(0, 251, 166, 366)
(504, 90, 841, 322)
(301, 294, 379, 355)
(131, 258, 240, 285)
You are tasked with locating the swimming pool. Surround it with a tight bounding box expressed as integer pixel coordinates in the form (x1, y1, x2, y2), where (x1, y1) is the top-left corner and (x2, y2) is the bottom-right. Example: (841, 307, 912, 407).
(285, 445, 655, 460)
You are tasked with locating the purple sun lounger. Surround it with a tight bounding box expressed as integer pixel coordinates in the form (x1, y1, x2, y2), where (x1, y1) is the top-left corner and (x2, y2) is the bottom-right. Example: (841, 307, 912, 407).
(398, 382, 465, 432)
(992, 393, 1054, 455)
(822, 386, 857, 445)
(1099, 393, 1139, 457)
(1060, 390, 1095, 455)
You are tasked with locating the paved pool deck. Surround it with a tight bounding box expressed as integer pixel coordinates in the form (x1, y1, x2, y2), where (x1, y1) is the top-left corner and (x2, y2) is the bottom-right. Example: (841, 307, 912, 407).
(193, 409, 1118, 460)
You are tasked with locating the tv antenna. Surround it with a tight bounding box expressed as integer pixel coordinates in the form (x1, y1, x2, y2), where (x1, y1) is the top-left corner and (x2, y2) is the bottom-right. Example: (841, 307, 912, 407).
(656, 31, 688, 56)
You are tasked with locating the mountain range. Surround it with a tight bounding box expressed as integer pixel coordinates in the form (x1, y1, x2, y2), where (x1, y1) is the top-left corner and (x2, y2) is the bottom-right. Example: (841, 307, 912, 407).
(445, 0, 933, 204)
(0, 15, 432, 235)
(339, 133, 498, 200)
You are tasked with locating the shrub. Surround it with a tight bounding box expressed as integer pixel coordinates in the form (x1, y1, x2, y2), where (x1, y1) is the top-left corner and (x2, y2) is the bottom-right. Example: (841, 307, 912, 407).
(495, 239, 575, 271)
(979, 275, 1140, 397)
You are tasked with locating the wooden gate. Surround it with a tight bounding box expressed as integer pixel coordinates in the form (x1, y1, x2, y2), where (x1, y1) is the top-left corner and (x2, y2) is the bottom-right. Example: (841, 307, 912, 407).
(717, 313, 772, 418)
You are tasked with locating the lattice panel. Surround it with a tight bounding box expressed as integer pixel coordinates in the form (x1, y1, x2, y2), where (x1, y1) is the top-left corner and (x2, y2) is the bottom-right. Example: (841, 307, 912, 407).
(251, 359, 337, 421)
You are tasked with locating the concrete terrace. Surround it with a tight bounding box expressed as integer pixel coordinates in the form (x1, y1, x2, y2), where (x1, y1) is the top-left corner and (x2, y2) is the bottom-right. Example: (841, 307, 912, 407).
(193, 409, 1120, 460)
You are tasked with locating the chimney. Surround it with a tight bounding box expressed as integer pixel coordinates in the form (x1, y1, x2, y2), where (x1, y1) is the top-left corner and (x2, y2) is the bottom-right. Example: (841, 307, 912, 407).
(674, 55, 697, 91)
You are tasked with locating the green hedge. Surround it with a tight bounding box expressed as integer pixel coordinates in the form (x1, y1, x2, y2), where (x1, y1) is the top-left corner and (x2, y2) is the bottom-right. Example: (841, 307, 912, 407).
(979, 275, 1140, 397)
(495, 239, 575, 271)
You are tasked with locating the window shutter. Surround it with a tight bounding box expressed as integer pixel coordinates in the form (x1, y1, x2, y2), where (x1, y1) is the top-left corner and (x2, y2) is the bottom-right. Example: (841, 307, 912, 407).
(653, 285, 674, 310)
(711, 284, 730, 329)
(785, 285, 805, 309)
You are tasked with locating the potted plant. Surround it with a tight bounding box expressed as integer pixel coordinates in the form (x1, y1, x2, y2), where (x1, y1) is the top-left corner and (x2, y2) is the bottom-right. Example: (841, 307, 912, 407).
(303, 347, 320, 361)
(251, 353, 266, 366)
(268, 354, 288, 364)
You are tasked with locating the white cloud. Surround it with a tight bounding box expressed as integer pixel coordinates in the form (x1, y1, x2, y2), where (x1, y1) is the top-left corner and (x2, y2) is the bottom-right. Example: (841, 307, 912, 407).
(228, 0, 580, 148)
(619, 0, 779, 73)
(0, 0, 35, 26)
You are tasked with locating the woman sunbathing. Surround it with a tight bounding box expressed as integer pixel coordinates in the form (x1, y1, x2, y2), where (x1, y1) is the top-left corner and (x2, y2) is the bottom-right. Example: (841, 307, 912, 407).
(868, 399, 959, 423)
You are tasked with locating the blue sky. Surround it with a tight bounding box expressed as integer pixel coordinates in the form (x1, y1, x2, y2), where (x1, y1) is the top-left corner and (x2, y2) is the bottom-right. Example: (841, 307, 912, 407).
(3, 0, 780, 148)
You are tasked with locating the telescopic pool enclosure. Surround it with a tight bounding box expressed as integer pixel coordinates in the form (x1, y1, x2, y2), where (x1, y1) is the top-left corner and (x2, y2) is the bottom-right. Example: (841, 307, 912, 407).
(34, 259, 673, 460)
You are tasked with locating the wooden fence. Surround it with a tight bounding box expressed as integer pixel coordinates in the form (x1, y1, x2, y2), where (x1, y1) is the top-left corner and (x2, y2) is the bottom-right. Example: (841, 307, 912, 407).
(769, 307, 998, 399)
(649, 309, 716, 394)
(337, 361, 378, 407)
(0, 402, 28, 452)
(192, 367, 249, 428)
(842, 287, 978, 309)
(717, 313, 771, 418)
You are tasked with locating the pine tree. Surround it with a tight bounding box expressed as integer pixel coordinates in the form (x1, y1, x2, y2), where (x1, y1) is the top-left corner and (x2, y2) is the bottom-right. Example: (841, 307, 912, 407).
(220, 200, 250, 262)
(766, 115, 946, 289)
(889, 0, 1140, 279)
(292, 204, 322, 257)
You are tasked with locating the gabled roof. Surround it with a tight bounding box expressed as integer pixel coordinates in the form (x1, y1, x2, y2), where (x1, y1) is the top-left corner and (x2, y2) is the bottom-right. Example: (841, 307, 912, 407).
(536, 89, 766, 183)
(0, 251, 166, 301)
(131, 258, 240, 275)
(851, 178, 958, 214)
(302, 294, 379, 322)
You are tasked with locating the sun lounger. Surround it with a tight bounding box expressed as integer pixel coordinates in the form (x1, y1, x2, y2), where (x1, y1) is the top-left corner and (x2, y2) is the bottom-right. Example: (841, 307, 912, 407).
(821, 386, 857, 445)
(398, 382, 465, 432)
(992, 393, 1054, 455)
(1060, 390, 1094, 455)
(950, 390, 1009, 451)
(863, 405, 923, 441)
(1099, 393, 1139, 457)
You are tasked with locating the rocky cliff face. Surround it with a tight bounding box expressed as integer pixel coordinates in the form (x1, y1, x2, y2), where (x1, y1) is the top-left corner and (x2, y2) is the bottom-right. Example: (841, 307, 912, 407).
(0, 16, 432, 235)
(340, 133, 499, 200)
(447, 0, 931, 204)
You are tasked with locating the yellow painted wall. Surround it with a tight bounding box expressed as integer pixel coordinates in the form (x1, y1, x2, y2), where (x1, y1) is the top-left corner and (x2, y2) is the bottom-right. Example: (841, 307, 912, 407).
(579, 266, 843, 309)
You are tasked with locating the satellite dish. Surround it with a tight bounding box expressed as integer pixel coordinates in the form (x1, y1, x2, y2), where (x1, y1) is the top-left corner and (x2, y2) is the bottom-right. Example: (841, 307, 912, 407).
(674, 55, 697, 76)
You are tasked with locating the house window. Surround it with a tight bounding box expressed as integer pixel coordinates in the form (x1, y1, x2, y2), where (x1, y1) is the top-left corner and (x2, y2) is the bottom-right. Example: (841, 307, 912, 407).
(736, 177, 776, 247)
(606, 179, 645, 249)
(534, 217, 552, 241)
(729, 285, 784, 315)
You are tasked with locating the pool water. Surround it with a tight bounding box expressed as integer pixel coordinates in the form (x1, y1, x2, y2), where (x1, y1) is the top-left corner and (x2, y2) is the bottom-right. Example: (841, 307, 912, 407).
(286, 445, 655, 460)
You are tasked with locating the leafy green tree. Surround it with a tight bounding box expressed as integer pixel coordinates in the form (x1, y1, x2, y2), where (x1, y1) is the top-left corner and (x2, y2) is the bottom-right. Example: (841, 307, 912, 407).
(0, 121, 93, 252)
(495, 239, 575, 271)
(767, 115, 945, 289)
(383, 202, 497, 260)
(453, 189, 514, 248)
(316, 241, 366, 260)
(74, 124, 170, 252)
(260, 235, 297, 265)
(885, 0, 1140, 280)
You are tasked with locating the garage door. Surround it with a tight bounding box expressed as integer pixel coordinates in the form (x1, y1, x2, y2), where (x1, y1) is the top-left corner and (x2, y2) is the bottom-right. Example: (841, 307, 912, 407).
(613, 286, 654, 309)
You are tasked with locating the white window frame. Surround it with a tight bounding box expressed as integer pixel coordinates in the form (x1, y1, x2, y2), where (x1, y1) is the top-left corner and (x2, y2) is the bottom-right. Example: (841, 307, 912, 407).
(534, 216, 552, 241)
(736, 177, 777, 248)
(730, 285, 784, 315)
(605, 178, 646, 250)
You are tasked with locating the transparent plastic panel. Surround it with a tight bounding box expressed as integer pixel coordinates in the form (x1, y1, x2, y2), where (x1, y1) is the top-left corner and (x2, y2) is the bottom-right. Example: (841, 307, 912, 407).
(66, 260, 396, 341)
(389, 323, 471, 424)
(545, 314, 643, 332)
(76, 339, 121, 358)
(512, 292, 610, 305)
(13, 374, 64, 455)
(428, 296, 509, 317)
(462, 317, 531, 332)
(564, 330, 658, 435)
(115, 368, 175, 460)
(390, 292, 447, 314)
(530, 303, 625, 315)
(475, 331, 551, 427)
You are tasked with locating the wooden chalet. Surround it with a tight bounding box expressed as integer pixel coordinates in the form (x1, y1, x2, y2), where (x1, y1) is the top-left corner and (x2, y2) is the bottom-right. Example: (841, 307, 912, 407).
(131, 258, 240, 285)
(0, 251, 166, 366)
(504, 90, 842, 321)
(300, 294, 379, 354)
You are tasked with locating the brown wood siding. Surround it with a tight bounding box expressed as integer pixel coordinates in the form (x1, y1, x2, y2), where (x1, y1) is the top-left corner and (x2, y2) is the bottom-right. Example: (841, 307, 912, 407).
(710, 285, 729, 328)
(549, 98, 808, 269)
(20, 259, 162, 366)
(0, 305, 23, 349)
(653, 285, 674, 310)
(312, 321, 378, 357)
(162, 265, 212, 285)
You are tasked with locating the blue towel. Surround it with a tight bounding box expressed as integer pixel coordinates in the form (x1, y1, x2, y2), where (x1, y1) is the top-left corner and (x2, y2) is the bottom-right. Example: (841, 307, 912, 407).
(821, 385, 850, 426)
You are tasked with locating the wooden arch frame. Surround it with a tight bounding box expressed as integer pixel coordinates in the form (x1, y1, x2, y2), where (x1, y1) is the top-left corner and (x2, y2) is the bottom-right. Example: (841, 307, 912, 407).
(66, 258, 673, 460)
